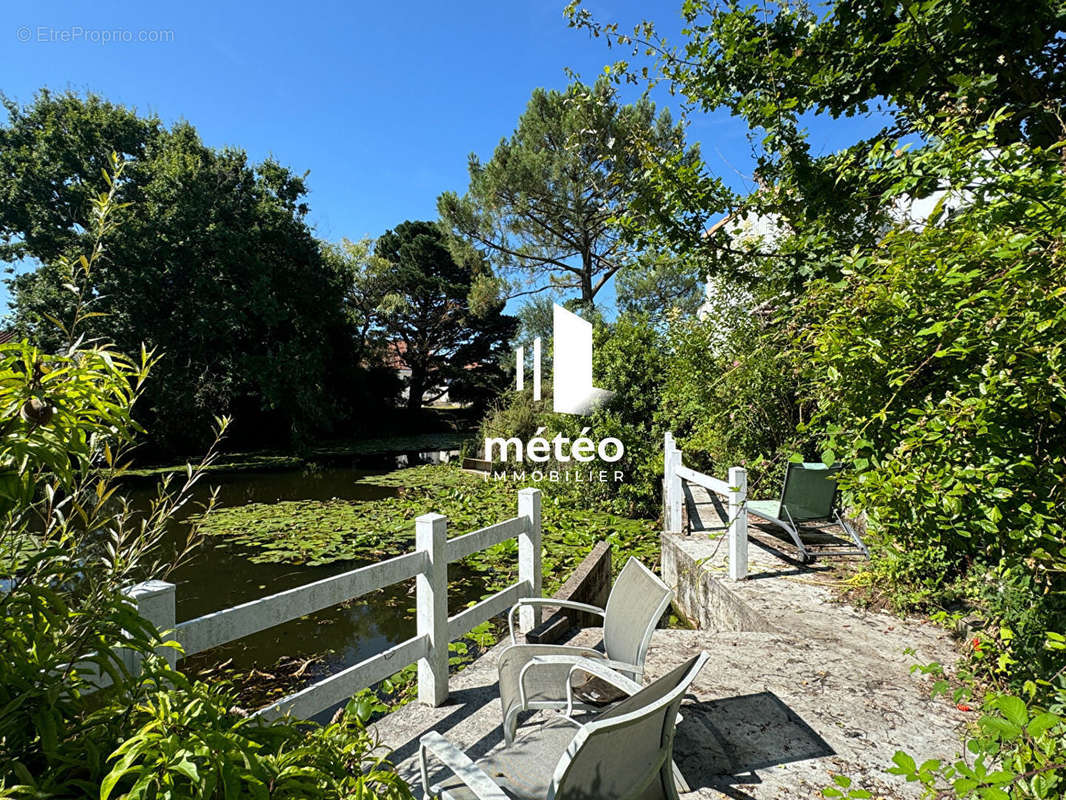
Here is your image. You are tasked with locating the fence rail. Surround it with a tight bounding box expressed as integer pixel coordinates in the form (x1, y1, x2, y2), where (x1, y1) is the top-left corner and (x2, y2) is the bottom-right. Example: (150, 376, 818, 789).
(125, 488, 543, 719)
(663, 432, 748, 580)
(176, 549, 427, 657)
(673, 464, 731, 496)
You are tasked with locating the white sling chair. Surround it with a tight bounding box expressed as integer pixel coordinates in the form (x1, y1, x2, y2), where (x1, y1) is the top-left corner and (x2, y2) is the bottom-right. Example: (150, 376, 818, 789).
(420, 651, 709, 800)
(497, 557, 673, 744)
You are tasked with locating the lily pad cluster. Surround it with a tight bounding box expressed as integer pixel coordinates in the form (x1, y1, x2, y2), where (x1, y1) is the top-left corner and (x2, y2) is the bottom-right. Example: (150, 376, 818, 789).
(195, 464, 659, 594)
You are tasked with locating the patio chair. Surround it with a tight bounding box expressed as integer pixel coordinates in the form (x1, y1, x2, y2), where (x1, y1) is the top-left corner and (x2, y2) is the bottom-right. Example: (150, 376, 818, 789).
(497, 557, 673, 743)
(746, 462, 869, 562)
(420, 651, 709, 800)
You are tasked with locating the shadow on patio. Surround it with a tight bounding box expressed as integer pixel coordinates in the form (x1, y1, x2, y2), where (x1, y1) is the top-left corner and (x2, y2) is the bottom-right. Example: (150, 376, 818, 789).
(673, 690, 834, 796)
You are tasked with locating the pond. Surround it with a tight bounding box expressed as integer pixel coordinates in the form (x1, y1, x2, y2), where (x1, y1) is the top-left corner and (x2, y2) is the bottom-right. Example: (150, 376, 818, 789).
(129, 451, 487, 698)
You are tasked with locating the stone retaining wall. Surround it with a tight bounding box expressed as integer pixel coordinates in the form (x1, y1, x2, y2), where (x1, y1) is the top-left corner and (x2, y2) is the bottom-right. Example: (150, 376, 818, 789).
(526, 540, 611, 644)
(661, 532, 777, 632)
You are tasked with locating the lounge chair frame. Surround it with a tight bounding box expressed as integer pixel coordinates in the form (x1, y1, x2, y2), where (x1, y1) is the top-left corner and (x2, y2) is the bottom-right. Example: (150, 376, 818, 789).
(746, 462, 869, 562)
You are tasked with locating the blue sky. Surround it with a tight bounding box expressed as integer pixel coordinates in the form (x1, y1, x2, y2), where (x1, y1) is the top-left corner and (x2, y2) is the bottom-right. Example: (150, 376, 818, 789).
(2, 0, 886, 315)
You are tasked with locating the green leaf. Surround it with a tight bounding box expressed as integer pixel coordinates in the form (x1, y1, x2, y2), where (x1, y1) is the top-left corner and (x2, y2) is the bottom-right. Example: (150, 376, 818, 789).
(172, 758, 200, 783)
(979, 716, 1022, 740)
(1027, 712, 1062, 737)
(890, 751, 917, 775)
(101, 766, 138, 800)
(996, 696, 1028, 727)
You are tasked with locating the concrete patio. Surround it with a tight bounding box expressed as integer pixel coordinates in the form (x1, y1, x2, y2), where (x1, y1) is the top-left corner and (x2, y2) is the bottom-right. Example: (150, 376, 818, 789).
(371, 485, 969, 798)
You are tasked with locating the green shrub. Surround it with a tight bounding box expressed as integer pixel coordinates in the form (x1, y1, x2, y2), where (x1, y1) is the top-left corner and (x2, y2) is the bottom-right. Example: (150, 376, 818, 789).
(660, 309, 807, 496)
(478, 388, 542, 447)
(102, 681, 409, 800)
(0, 159, 413, 799)
(793, 121, 1066, 686)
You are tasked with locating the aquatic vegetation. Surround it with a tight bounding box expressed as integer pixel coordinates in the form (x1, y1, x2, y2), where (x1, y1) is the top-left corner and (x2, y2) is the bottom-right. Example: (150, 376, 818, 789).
(196, 464, 659, 593)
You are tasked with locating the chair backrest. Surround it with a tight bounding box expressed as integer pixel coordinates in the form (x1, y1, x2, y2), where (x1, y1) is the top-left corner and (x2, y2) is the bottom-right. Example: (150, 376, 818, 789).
(602, 558, 673, 676)
(549, 651, 709, 800)
(779, 462, 841, 522)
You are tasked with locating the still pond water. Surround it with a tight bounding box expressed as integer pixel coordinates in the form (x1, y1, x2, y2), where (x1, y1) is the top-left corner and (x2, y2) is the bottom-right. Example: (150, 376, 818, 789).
(132, 453, 487, 685)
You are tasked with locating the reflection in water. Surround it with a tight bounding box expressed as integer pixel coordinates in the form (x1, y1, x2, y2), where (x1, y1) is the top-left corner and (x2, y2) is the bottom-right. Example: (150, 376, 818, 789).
(128, 454, 485, 680)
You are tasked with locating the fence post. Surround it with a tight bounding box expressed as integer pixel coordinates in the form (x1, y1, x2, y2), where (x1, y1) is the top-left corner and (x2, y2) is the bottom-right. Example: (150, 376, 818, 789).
(517, 488, 542, 632)
(728, 467, 748, 580)
(664, 433, 683, 533)
(416, 513, 449, 706)
(532, 337, 542, 402)
(663, 432, 672, 530)
(125, 580, 177, 674)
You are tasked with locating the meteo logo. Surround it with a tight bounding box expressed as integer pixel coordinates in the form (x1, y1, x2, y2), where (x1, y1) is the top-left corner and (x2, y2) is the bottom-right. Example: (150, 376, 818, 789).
(483, 304, 624, 480)
(515, 304, 615, 415)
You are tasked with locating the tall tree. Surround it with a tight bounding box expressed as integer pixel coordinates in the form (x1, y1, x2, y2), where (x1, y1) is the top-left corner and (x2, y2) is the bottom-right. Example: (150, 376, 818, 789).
(438, 78, 695, 309)
(566, 0, 1066, 291)
(319, 238, 392, 359)
(0, 90, 158, 264)
(1, 91, 363, 453)
(615, 251, 706, 318)
(373, 221, 516, 412)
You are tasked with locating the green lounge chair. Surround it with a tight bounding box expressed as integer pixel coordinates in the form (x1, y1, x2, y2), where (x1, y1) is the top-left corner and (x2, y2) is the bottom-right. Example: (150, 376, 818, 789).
(746, 462, 869, 562)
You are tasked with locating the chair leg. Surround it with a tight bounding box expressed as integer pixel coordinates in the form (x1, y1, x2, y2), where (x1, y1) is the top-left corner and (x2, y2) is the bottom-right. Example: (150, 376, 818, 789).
(671, 760, 690, 794)
(778, 512, 811, 563)
(503, 707, 519, 745)
(835, 511, 869, 558)
(656, 760, 683, 800)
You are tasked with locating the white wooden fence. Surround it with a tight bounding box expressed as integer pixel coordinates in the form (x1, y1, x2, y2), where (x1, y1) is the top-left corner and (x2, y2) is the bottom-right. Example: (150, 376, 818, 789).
(124, 488, 543, 720)
(663, 432, 749, 580)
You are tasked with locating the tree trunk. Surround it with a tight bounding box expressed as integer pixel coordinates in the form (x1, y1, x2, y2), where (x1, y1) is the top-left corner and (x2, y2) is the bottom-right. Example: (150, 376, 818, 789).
(406, 369, 425, 412)
(579, 252, 595, 306)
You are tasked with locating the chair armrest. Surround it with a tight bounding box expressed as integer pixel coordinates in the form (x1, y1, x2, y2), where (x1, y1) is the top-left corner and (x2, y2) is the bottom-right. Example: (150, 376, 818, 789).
(529, 653, 642, 679)
(419, 731, 509, 800)
(515, 654, 642, 714)
(507, 597, 605, 644)
(554, 657, 643, 717)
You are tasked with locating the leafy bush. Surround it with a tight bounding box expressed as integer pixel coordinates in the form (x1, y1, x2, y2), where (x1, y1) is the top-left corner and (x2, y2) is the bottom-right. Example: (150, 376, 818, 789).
(584, 313, 670, 516)
(660, 308, 806, 497)
(0, 160, 413, 799)
(792, 121, 1066, 685)
(478, 388, 542, 448)
(102, 682, 409, 800)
